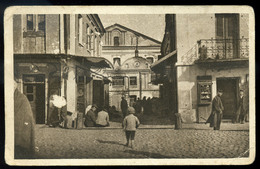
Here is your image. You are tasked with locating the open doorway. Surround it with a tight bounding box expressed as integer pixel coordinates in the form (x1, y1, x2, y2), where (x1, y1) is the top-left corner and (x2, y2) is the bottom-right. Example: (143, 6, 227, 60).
(217, 77, 239, 119)
(23, 74, 45, 124)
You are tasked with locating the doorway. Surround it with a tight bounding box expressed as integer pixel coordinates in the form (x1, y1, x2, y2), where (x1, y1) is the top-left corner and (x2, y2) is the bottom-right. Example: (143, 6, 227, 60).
(217, 78, 239, 119)
(23, 74, 45, 124)
(93, 80, 104, 108)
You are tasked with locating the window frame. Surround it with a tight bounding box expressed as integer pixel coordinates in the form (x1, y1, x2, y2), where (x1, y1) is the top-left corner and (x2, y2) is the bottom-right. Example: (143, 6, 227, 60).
(112, 76, 124, 86)
(78, 14, 83, 45)
(130, 76, 137, 86)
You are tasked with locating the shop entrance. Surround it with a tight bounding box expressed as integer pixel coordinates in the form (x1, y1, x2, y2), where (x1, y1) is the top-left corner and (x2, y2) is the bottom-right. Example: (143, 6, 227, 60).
(93, 80, 104, 108)
(23, 74, 45, 124)
(217, 78, 239, 119)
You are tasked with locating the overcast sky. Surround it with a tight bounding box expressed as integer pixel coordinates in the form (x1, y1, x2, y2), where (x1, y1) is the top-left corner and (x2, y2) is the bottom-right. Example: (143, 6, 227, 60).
(99, 14, 165, 42)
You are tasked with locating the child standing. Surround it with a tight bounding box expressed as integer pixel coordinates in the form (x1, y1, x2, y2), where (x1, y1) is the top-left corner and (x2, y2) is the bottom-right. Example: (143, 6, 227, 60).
(122, 107, 140, 148)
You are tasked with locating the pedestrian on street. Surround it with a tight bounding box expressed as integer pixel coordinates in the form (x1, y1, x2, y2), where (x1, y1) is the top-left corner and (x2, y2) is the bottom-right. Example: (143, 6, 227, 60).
(96, 108, 110, 127)
(122, 107, 140, 148)
(206, 89, 224, 130)
(141, 96, 147, 114)
(135, 97, 142, 114)
(234, 90, 247, 124)
(14, 79, 35, 159)
(121, 96, 128, 118)
(84, 104, 98, 127)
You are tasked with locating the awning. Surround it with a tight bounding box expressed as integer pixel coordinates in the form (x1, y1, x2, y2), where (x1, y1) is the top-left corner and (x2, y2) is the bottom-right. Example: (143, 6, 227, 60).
(14, 54, 113, 69)
(151, 50, 177, 71)
(84, 57, 113, 68)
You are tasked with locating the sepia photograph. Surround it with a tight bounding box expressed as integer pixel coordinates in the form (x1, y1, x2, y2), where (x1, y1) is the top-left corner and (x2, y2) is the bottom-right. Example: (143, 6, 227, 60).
(4, 6, 255, 165)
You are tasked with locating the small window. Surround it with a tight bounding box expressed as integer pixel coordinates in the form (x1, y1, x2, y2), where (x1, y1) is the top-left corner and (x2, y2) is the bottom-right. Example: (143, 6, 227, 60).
(114, 36, 119, 46)
(146, 57, 154, 63)
(27, 14, 34, 31)
(113, 58, 121, 65)
(38, 15, 45, 32)
(112, 77, 124, 86)
(130, 77, 137, 85)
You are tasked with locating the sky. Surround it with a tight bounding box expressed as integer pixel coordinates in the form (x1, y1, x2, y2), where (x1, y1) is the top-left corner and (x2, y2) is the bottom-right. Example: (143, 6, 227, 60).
(99, 14, 165, 42)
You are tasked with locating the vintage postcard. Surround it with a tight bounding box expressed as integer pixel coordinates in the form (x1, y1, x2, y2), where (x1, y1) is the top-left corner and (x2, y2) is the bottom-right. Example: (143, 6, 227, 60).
(4, 6, 255, 165)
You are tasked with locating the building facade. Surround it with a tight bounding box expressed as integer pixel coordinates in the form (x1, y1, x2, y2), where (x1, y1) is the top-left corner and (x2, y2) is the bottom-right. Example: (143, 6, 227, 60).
(13, 14, 111, 124)
(101, 24, 161, 110)
(152, 14, 249, 123)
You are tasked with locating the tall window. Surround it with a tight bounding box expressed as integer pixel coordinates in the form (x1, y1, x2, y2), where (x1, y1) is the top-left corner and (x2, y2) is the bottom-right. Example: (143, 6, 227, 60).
(112, 77, 124, 86)
(113, 58, 121, 65)
(130, 77, 137, 85)
(38, 15, 45, 32)
(78, 14, 83, 45)
(27, 14, 34, 31)
(86, 24, 90, 49)
(114, 36, 120, 46)
(90, 30, 94, 50)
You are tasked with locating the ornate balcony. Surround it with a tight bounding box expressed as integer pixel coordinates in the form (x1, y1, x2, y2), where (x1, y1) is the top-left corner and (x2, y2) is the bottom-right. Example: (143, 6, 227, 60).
(197, 38, 249, 60)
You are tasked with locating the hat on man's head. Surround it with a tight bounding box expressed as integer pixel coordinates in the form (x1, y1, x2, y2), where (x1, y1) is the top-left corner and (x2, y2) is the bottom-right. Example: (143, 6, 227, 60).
(92, 104, 98, 108)
(218, 89, 223, 93)
(128, 107, 135, 114)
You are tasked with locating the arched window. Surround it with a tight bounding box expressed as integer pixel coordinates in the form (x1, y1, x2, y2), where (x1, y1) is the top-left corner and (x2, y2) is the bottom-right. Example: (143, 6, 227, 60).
(114, 36, 120, 46)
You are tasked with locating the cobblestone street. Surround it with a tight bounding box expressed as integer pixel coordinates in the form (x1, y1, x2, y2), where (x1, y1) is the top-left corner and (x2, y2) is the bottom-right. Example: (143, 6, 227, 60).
(34, 122, 249, 159)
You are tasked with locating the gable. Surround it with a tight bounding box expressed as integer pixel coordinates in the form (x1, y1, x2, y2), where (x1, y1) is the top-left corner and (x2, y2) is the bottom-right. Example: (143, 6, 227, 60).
(103, 24, 161, 46)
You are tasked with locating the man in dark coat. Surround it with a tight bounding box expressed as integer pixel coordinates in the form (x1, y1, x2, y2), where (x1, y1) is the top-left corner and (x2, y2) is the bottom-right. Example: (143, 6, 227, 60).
(235, 90, 247, 124)
(206, 89, 224, 130)
(14, 80, 35, 159)
(121, 96, 128, 118)
(84, 104, 98, 127)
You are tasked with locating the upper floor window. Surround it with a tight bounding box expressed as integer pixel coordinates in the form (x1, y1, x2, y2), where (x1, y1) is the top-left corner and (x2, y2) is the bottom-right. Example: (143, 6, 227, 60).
(78, 14, 83, 45)
(130, 77, 137, 85)
(26, 14, 46, 33)
(114, 36, 120, 46)
(27, 14, 34, 31)
(215, 14, 238, 39)
(86, 24, 90, 49)
(112, 76, 124, 86)
(113, 58, 121, 65)
(146, 57, 154, 63)
(38, 15, 45, 32)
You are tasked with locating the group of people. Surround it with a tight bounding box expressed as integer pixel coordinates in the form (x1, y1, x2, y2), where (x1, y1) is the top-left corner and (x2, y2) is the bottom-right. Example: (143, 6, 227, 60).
(85, 102, 140, 148)
(121, 96, 160, 116)
(206, 89, 249, 130)
(84, 104, 110, 127)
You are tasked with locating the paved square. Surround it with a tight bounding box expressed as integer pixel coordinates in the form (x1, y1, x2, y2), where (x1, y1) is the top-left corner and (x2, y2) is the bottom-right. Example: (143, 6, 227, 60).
(34, 123, 249, 159)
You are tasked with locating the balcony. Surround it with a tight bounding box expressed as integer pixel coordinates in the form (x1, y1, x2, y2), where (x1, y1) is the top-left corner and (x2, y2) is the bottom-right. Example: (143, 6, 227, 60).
(197, 38, 249, 60)
(194, 38, 249, 68)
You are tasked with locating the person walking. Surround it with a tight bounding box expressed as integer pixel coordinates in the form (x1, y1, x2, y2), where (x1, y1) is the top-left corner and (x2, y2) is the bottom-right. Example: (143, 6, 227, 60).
(84, 104, 98, 127)
(96, 108, 110, 127)
(206, 89, 224, 130)
(122, 107, 140, 148)
(14, 79, 35, 159)
(121, 96, 128, 118)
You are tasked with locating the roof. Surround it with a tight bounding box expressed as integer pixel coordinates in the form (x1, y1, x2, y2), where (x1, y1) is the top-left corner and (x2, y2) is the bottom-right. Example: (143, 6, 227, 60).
(105, 23, 161, 44)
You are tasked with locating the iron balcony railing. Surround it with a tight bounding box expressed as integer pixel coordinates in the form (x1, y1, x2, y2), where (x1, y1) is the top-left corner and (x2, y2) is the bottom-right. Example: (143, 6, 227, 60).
(198, 38, 249, 60)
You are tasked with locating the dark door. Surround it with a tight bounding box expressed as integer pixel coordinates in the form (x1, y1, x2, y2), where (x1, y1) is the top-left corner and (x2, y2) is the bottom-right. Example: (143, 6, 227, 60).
(217, 78, 238, 119)
(93, 80, 104, 108)
(23, 74, 45, 124)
